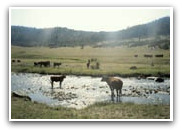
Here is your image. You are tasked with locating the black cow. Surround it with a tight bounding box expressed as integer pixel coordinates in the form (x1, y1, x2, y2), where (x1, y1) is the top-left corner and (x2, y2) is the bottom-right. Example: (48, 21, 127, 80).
(50, 75, 66, 88)
(144, 54, 153, 58)
(130, 66, 137, 70)
(155, 54, 163, 57)
(34, 62, 38, 66)
(34, 61, 50, 67)
(17, 60, 21, 63)
(53, 62, 62, 68)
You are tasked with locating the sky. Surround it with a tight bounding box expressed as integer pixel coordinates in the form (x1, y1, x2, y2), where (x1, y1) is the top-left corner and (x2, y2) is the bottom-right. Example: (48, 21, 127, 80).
(10, 7, 171, 32)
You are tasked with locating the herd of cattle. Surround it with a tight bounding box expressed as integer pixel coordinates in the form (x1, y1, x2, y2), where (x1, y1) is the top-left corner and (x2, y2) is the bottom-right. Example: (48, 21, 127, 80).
(12, 54, 164, 67)
(12, 57, 165, 102)
(135, 54, 164, 58)
(34, 61, 62, 68)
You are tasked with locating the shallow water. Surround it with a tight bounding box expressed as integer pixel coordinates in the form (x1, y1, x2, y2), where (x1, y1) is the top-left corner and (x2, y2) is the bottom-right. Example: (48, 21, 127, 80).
(11, 73, 170, 109)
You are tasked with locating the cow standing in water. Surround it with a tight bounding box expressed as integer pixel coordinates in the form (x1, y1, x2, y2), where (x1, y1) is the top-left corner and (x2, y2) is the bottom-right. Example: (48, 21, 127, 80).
(50, 75, 66, 88)
(101, 76, 123, 102)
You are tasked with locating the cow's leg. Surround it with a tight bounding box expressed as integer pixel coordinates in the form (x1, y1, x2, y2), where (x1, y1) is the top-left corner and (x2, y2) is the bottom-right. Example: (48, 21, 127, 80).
(119, 89, 121, 102)
(51, 81, 53, 89)
(110, 87, 114, 101)
(116, 89, 119, 102)
(59, 81, 62, 88)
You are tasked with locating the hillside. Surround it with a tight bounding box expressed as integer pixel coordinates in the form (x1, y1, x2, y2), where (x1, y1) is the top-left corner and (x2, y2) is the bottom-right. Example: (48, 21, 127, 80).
(11, 16, 170, 48)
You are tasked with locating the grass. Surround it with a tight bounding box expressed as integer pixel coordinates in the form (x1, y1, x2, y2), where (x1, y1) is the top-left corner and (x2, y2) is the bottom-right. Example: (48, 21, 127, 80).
(10, 45, 171, 120)
(11, 96, 170, 119)
(11, 45, 170, 77)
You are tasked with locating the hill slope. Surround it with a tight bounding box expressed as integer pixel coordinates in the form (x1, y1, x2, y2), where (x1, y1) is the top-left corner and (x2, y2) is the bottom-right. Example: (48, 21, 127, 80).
(11, 16, 170, 47)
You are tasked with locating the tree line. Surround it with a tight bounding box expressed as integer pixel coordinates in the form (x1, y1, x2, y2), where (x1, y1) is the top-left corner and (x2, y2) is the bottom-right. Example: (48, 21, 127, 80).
(11, 17, 170, 47)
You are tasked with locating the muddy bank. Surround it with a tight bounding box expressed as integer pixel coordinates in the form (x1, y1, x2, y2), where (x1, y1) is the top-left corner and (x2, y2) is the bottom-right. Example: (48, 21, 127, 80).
(11, 72, 170, 109)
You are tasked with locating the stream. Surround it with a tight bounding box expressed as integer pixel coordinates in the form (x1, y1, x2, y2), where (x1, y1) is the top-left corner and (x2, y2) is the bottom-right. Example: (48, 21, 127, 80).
(11, 72, 170, 109)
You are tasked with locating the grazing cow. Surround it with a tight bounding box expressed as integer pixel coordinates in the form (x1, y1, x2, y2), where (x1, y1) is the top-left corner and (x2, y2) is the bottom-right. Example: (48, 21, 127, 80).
(17, 60, 21, 63)
(40, 61, 50, 67)
(34, 61, 50, 67)
(130, 66, 137, 70)
(155, 54, 163, 57)
(34, 62, 38, 66)
(134, 55, 138, 57)
(50, 75, 66, 88)
(53, 62, 62, 68)
(101, 76, 123, 102)
(144, 54, 153, 58)
(12, 60, 16, 63)
(86, 59, 90, 69)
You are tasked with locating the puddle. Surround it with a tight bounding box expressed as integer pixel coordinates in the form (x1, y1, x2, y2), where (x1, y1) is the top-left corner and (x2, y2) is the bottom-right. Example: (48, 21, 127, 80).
(11, 72, 170, 109)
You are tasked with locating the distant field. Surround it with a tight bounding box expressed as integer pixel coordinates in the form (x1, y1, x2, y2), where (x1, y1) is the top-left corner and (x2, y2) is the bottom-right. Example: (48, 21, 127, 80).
(11, 45, 170, 77)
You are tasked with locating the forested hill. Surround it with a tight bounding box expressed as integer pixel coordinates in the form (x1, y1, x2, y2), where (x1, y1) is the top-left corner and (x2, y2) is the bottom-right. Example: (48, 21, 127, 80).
(11, 16, 170, 47)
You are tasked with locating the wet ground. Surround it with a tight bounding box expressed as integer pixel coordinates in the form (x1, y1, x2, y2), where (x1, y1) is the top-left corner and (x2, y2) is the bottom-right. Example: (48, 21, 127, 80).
(11, 73, 170, 109)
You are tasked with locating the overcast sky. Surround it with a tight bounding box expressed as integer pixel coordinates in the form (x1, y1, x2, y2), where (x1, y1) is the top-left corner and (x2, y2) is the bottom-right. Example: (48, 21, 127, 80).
(10, 7, 171, 32)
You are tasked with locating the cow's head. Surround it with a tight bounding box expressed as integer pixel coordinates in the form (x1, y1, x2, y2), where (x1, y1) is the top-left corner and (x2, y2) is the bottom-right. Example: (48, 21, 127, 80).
(61, 75, 66, 79)
(101, 76, 109, 82)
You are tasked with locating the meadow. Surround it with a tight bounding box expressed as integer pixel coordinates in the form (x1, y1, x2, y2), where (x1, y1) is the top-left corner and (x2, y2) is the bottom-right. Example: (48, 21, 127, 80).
(11, 45, 170, 77)
(11, 45, 170, 119)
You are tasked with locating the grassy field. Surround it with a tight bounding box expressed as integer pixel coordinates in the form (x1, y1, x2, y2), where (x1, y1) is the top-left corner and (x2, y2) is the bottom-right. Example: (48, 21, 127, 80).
(11, 45, 170, 77)
(11, 45, 170, 119)
(11, 96, 170, 119)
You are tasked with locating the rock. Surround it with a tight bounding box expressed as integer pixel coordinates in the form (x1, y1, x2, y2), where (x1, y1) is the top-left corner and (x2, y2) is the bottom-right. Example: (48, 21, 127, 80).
(154, 89, 158, 94)
(155, 77, 164, 83)
(12, 92, 31, 101)
(147, 77, 157, 80)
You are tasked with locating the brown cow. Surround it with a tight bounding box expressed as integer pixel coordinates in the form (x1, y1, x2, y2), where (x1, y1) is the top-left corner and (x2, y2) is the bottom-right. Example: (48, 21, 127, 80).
(101, 76, 123, 102)
(50, 75, 66, 88)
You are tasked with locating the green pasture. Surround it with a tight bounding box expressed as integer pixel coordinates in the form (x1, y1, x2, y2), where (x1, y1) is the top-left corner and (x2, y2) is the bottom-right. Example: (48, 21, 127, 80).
(11, 96, 170, 119)
(11, 45, 170, 76)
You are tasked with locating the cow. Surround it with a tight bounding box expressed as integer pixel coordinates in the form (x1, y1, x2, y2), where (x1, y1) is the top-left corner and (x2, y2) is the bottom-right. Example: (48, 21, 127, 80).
(40, 61, 50, 67)
(34, 61, 50, 67)
(144, 54, 153, 58)
(34, 62, 38, 66)
(134, 55, 138, 57)
(155, 54, 163, 57)
(12, 60, 16, 63)
(86, 59, 90, 69)
(101, 76, 123, 102)
(50, 75, 66, 88)
(17, 60, 21, 63)
(53, 62, 62, 68)
(130, 66, 137, 70)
